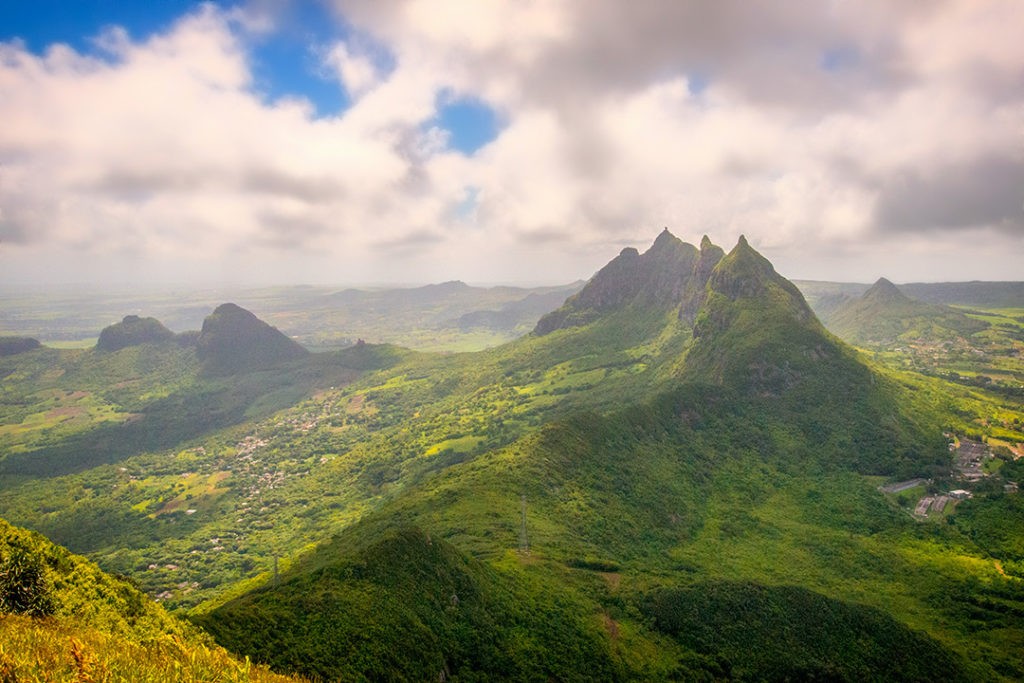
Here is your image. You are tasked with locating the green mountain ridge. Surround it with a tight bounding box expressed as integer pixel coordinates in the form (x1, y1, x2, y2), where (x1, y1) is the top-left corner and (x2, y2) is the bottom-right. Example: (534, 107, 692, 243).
(0, 232, 1021, 681)
(191, 233, 1002, 680)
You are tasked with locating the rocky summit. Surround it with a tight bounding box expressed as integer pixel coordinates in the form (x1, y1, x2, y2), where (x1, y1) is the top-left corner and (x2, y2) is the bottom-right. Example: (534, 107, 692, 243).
(534, 228, 724, 334)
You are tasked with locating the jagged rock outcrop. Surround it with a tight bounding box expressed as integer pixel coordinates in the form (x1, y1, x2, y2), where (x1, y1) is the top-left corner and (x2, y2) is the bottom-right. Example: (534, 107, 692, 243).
(693, 235, 815, 336)
(96, 315, 175, 352)
(535, 228, 721, 334)
(679, 235, 726, 323)
(196, 303, 307, 375)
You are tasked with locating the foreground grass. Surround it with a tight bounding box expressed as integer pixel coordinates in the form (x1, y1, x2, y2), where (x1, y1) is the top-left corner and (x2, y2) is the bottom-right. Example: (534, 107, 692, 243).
(0, 615, 303, 682)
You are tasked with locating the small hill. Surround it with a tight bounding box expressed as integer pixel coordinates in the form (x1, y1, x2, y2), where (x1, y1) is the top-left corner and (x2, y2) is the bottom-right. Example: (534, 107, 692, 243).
(535, 228, 717, 333)
(95, 315, 175, 352)
(643, 581, 970, 680)
(826, 277, 988, 346)
(0, 336, 42, 356)
(196, 303, 308, 375)
(198, 526, 615, 682)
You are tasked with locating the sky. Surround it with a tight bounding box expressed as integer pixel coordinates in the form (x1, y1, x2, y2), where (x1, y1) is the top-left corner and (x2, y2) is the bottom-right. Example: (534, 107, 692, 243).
(0, 0, 1021, 287)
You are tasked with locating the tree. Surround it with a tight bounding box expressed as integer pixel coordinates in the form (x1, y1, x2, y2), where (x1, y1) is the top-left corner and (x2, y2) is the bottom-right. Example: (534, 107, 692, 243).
(0, 546, 54, 616)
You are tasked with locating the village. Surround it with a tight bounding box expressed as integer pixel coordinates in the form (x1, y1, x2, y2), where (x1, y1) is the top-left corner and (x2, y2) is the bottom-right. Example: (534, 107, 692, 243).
(881, 436, 1020, 520)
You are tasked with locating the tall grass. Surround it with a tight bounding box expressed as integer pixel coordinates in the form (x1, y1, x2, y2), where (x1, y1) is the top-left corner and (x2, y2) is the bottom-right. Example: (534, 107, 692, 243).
(0, 615, 303, 682)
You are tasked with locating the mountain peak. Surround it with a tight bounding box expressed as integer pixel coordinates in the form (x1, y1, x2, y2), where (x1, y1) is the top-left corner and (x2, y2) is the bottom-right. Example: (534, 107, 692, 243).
(861, 277, 912, 306)
(687, 237, 822, 389)
(645, 228, 691, 259)
(198, 303, 307, 374)
(534, 230, 704, 334)
(700, 235, 713, 250)
(708, 235, 784, 299)
(826, 276, 985, 346)
(212, 302, 247, 317)
(649, 227, 678, 249)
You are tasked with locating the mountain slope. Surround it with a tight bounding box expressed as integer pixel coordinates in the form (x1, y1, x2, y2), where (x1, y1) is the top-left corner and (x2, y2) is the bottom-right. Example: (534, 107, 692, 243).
(0, 516, 299, 681)
(685, 240, 948, 475)
(198, 527, 616, 682)
(643, 581, 969, 680)
(199, 375, 990, 679)
(826, 277, 988, 346)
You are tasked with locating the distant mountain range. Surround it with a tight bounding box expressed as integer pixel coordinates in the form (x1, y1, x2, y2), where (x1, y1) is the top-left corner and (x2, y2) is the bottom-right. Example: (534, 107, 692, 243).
(797, 279, 1024, 316)
(824, 277, 989, 347)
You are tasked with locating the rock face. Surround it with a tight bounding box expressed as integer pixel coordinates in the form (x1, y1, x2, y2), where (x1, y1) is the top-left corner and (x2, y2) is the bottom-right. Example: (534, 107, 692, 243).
(0, 336, 42, 357)
(679, 235, 726, 323)
(196, 303, 307, 374)
(96, 315, 175, 352)
(534, 228, 723, 334)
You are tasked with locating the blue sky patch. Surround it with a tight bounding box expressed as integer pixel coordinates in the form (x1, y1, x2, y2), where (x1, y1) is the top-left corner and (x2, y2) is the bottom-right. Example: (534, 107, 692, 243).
(435, 94, 502, 155)
(248, 2, 350, 118)
(0, 0, 362, 119)
(0, 0, 197, 53)
(452, 186, 482, 222)
(687, 71, 711, 95)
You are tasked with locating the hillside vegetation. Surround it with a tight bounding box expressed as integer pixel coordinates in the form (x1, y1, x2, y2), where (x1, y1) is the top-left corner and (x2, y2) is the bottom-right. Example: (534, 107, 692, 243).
(191, 235, 1019, 680)
(0, 517, 301, 682)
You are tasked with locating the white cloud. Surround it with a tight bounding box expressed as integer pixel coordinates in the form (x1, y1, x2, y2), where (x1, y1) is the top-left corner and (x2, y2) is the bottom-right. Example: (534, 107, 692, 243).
(322, 41, 380, 98)
(0, 0, 1022, 285)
